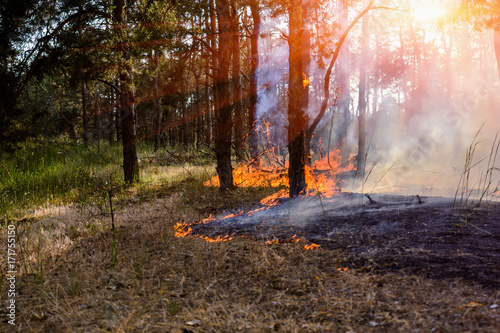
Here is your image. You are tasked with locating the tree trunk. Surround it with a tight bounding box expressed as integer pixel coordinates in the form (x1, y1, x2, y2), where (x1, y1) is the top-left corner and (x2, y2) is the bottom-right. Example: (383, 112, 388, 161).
(495, 25, 500, 79)
(215, 0, 235, 191)
(181, 80, 189, 147)
(336, 0, 351, 153)
(59, 97, 77, 141)
(82, 80, 88, 146)
(288, 0, 308, 197)
(107, 85, 115, 143)
(153, 49, 162, 152)
(301, 0, 312, 165)
(248, 0, 260, 167)
(93, 92, 102, 142)
(114, 0, 139, 184)
(231, 0, 245, 163)
(204, 58, 212, 145)
(210, 0, 218, 148)
(356, 0, 370, 180)
(115, 79, 121, 143)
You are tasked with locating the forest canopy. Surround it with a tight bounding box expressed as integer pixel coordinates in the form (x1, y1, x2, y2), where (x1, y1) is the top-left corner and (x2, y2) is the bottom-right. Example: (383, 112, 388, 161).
(1, 0, 499, 195)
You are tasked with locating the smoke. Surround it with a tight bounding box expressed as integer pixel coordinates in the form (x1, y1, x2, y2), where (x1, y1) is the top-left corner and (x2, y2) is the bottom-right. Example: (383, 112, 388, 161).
(253, 1, 500, 198)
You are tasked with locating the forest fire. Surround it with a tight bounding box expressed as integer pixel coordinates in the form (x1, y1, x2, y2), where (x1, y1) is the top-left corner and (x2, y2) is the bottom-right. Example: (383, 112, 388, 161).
(176, 150, 356, 244)
(204, 150, 355, 206)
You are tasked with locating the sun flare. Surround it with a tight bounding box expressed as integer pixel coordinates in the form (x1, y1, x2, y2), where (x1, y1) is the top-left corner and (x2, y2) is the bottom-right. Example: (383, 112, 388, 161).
(412, 2, 449, 23)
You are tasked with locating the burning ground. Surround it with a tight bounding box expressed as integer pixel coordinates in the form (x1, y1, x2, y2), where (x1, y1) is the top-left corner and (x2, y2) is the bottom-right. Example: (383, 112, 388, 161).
(2, 161, 499, 332)
(179, 192, 500, 290)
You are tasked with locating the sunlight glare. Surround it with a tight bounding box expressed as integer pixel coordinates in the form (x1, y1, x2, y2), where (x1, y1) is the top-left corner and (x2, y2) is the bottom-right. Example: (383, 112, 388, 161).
(412, 2, 448, 23)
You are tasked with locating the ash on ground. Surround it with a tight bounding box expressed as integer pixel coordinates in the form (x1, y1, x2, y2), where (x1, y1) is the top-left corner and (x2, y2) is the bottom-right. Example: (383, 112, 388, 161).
(190, 193, 500, 289)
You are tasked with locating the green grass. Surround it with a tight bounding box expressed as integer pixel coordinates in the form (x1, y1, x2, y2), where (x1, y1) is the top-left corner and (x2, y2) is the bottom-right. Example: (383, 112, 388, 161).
(0, 141, 122, 219)
(0, 140, 217, 222)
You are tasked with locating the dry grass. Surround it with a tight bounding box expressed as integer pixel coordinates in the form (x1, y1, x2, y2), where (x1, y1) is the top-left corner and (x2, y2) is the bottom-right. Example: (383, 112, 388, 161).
(1, 168, 499, 333)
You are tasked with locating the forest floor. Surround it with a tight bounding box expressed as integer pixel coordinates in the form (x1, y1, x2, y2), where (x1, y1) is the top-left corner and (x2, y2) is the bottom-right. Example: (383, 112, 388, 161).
(1, 155, 499, 332)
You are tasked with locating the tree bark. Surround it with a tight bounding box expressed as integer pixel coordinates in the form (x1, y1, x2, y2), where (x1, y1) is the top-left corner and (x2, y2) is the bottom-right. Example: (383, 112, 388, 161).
(115, 79, 121, 143)
(153, 49, 162, 152)
(231, 0, 244, 162)
(82, 80, 88, 146)
(248, 0, 260, 167)
(215, 0, 235, 191)
(288, 0, 308, 197)
(301, 0, 312, 165)
(93, 92, 102, 142)
(114, 0, 139, 184)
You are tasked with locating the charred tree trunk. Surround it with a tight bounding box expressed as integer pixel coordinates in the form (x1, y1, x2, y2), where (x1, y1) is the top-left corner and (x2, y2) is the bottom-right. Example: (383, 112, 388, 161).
(288, 0, 307, 197)
(248, 0, 260, 167)
(114, 0, 139, 184)
(215, 0, 235, 191)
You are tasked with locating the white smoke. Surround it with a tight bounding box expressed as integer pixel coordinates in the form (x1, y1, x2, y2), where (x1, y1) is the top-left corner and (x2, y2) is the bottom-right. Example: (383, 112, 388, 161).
(253, 1, 500, 198)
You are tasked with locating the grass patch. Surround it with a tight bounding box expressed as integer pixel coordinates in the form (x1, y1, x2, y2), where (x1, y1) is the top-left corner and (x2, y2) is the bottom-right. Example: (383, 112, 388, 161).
(0, 140, 123, 219)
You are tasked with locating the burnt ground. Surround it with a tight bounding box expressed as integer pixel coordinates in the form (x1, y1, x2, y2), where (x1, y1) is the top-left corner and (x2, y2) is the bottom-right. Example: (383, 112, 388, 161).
(188, 193, 500, 290)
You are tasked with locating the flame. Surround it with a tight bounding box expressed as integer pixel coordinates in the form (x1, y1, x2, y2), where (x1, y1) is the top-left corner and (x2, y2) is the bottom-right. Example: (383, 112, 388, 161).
(180, 150, 355, 243)
(302, 73, 311, 87)
(175, 222, 193, 237)
(175, 221, 234, 242)
(205, 149, 355, 206)
(199, 235, 234, 242)
(204, 165, 288, 188)
(265, 234, 300, 244)
(304, 243, 320, 250)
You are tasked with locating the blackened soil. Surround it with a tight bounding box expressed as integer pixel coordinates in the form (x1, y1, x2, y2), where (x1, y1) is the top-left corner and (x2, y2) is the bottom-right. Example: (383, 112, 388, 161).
(189, 193, 500, 289)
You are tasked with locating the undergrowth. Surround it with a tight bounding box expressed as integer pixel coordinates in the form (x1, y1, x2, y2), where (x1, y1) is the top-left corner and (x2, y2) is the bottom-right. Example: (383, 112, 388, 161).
(453, 127, 500, 231)
(0, 140, 215, 222)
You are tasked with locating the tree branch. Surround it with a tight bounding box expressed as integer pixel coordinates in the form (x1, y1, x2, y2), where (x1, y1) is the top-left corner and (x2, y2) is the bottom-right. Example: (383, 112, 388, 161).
(306, 2, 408, 141)
(97, 79, 121, 94)
(306, 0, 375, 141)
(16, 9, 112, 100)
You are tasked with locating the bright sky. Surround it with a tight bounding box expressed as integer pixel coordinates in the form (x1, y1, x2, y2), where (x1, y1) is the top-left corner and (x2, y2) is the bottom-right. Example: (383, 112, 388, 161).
(409, 0, 455, 23)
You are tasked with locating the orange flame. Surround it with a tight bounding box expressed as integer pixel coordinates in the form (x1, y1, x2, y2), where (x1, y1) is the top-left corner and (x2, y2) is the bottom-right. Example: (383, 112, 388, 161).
(180, 150, 355, 244)
(175, 222, 193, 237)
(205, 149, 354, 206)
(304, 243, 320, 250)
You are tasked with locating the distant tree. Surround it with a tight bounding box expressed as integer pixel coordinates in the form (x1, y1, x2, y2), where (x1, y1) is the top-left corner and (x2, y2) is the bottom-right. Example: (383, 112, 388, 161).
(356, 0, 370, 180)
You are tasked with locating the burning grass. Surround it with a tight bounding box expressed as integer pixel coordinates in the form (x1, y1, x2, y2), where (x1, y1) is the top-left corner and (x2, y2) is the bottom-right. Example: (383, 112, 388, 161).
(1, 149, 499, 332)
